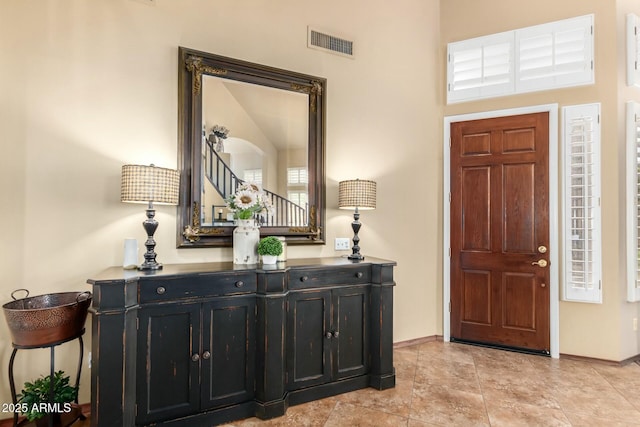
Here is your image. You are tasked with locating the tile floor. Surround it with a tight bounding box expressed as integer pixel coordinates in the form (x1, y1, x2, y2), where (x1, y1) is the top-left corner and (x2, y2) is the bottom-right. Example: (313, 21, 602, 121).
(223, 341, 640, 426)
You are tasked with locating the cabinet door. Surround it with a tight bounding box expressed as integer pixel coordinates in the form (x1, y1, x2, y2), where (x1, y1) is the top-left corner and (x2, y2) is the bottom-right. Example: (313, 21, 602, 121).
(332, 286, 370, 380)
(286, 289, 332, 390)
(201, 296, 256, 410)
(136, 303, 201, 425)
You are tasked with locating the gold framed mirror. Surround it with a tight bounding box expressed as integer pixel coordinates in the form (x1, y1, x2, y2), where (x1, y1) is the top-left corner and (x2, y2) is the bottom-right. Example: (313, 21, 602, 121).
(177, 47, 326, 248)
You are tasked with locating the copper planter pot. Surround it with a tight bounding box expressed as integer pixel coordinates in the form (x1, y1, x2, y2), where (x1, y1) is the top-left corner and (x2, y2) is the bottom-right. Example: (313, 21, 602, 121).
(2, 289, 92, 347)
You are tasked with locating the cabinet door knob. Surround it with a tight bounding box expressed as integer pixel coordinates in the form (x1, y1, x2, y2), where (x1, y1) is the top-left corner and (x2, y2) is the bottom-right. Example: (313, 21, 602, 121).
(202, 351, 211, 360)
(355, 272, 363, 278)
(156, 286, 166, 295)
(235, 281, 244, 288)
(191, 353, 200, 362)
(325, 331, 333, 338)
(300, 276, 308, 282)
(333, 331, 339, 338)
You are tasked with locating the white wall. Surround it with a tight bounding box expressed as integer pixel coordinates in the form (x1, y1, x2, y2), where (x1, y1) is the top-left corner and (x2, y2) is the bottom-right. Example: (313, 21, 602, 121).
(0, 0, 440, 406)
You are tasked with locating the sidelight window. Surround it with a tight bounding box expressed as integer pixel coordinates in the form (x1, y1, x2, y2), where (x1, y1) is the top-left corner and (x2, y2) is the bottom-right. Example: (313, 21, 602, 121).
(626, 102, 640, 301)
(562, 103, 601, 303)
(627, 14, 640, 87)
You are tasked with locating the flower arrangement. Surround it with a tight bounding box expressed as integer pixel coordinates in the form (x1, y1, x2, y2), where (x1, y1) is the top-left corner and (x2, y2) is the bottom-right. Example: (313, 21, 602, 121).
(210, 125, 230, 152)
(212, 125, 229, 139)
(226, 182, 272, 220)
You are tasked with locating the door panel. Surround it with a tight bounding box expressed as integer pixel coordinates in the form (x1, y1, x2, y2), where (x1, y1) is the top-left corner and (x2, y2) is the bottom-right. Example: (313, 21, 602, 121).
(286, 290, 332, 390)
(201, 296, 256, 410)
(136, 304, 200, 425)
(451, 112, 550, 353)
(503, 164, 535, 252)
(502, 272, 537, 330)
(462, 167, 491, 251)
(333, 286, 370, 380)
(462, 270, 492, 325)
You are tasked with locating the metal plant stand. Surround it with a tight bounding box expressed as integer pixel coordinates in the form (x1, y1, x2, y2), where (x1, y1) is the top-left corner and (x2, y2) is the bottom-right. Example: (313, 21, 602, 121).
(8, 329, 86, 427)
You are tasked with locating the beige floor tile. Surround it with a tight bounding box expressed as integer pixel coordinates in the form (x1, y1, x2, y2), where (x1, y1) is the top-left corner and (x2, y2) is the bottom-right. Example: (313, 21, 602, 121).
(409, 382, 489, 426)
(563, 410, 640, 426)
(485, 399, 571, 426)
(554, 387, 640, 423)
(480, 376, 561, 409)
(323, 402, 408, 427)
(394, 347, 419, 382)
(337, 378, 413, 417)
(407, 420, 441, 427)
(414, 357, 482, 394)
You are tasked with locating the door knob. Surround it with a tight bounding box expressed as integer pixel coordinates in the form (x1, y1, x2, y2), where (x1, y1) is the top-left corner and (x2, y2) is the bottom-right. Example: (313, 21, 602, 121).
(326, 332, 333, 339)
(202, 351, 211, 360)
(191, 353, 200, 362)
(537, 245, 547, 254)
(532, 259, 548, 268)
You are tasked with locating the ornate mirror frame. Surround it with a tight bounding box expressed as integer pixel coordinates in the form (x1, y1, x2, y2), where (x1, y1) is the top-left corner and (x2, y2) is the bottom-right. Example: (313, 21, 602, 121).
(177, 47, 326, 248)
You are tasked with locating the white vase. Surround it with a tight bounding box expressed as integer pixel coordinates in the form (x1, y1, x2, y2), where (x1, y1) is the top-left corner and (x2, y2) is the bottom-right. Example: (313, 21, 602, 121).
(233, 219, 259, 264)
(261, 255, 278, 265)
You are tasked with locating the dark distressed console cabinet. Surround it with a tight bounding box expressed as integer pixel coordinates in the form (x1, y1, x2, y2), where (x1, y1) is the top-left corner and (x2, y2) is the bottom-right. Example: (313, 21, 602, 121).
(87, 257, 395, 426)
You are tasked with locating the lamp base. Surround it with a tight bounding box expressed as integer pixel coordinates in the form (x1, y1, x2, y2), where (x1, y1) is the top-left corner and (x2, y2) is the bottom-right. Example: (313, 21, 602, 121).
(139, 205, 163, 271)
(349, 209, 364, 261)
(139, 261, 163, 271)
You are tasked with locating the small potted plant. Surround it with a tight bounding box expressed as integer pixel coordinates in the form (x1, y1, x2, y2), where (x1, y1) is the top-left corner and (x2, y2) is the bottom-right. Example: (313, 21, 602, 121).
(17, 370, 77, 426)
(257, 236, 283, 264)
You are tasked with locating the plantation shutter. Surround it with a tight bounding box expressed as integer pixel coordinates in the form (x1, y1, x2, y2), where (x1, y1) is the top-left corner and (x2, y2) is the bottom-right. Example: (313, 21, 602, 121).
(562, 103, 602, 303)
(516, 15, 594, 93)
(243, 169, 262, 185)
(627, 14, 640, 87)
(447, 32, 513, 103)
(287, 167, 308, 184)
(627, 102, 640, 301)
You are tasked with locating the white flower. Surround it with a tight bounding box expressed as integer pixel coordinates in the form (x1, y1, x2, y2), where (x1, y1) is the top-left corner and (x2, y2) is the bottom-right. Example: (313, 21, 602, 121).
(234, 190, 258, 209)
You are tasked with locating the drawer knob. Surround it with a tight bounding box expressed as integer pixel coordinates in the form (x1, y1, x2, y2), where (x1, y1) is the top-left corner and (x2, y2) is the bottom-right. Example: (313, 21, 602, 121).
(235, 281, 244, 288)
(202, 351, 211, 360)
(300, 276, 308, 282)
(355, 272, 363, 278)
(156, 286, 166, 295)
(191, 353, 200, 362)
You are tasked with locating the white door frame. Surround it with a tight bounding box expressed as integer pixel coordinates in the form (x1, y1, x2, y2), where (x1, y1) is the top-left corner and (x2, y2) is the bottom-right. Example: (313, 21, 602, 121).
(443, 104, 560, 358)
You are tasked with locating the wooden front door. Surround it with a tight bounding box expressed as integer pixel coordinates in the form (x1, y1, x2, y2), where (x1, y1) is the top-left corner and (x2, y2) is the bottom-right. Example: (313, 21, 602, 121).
(450, 112, 550, 353)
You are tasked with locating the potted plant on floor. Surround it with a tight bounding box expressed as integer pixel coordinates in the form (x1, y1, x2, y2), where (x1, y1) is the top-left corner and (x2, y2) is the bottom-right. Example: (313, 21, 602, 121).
(17, 370, 77, 426)
(257, 236, 283, 265)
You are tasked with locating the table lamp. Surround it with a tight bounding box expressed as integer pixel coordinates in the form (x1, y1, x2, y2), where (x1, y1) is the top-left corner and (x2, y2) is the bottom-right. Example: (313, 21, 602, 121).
(121, 164, 180, 270)
(338, 179, 376, 261)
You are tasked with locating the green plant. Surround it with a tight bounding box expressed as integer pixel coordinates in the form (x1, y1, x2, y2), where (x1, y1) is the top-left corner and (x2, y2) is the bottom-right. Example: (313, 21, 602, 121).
(257, 236, 283, 256)
(17, 371, 77, 421)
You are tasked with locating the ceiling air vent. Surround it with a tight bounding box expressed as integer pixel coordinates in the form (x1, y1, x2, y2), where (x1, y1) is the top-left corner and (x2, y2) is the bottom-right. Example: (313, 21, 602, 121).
(307, 27, 354, 58)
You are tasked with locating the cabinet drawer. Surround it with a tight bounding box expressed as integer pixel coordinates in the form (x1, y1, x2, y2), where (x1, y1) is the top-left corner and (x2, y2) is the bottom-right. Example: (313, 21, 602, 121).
(139, 273, 256, 303)
(288, 266, 371, 290)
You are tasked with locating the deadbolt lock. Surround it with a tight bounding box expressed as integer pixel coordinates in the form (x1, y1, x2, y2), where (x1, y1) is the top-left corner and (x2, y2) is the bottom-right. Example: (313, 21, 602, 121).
(532, 259, 548, 268)
(537, 245, 547, 254)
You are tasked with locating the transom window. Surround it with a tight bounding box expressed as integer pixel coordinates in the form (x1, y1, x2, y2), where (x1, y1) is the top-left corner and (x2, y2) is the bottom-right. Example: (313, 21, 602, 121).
(447, 14, 594, 104)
